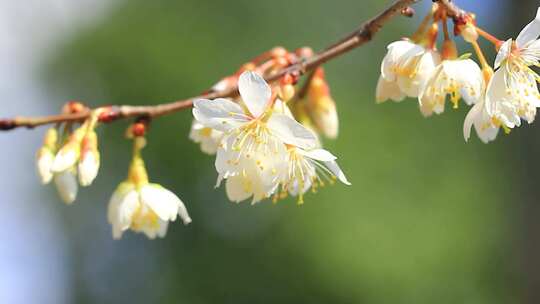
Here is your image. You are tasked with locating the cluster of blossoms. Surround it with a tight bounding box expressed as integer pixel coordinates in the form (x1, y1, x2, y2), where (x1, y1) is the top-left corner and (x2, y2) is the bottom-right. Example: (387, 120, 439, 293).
(36, 47, 350, 239)
(377, 4, 540, 143)
(191, 68, 349, 204)
(36, 104, 191, 239)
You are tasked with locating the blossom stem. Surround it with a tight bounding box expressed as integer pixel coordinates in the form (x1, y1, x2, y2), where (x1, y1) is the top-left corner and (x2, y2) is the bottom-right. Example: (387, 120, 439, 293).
(475, 26, 504, 49)
(470, 40, 491, 71)
(411, 8, 434, 43)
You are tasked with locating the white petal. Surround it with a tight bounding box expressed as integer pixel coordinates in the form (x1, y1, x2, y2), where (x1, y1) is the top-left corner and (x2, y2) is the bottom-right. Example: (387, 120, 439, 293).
(156, 220, 169, 238)
(516, 8, 540, 48)
(54, 170, 78, 204)
(267, 113, 318, 150)
(324, 160, 351, 185)
(116, 191, 140, 230)
(78, 152, 99, 186)
(381, 40, 422, 81)
(238, 71, 271, 118)
(107, 182, 136, 224)
(494, 39, 513, 69)
(52, 148, 78, 173)
(376, 75, 405, 103)
(225, 176, 252, 203)
(140, 184, 182, 222)
(36, 150, 54, 184)
(463, 101, 483, 142)
(193, 98, 248, 132)
(299, 148, 337, 162)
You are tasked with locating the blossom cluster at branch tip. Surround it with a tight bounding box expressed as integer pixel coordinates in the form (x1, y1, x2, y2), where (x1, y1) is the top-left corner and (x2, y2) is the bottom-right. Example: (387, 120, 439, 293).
(36, 105, 103, 204)
(377, 3, 540, 144)
(192, 70, 350, 205)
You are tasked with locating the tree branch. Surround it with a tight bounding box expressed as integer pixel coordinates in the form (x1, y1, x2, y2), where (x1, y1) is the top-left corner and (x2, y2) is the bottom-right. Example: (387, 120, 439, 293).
(1, 0, 459, 132)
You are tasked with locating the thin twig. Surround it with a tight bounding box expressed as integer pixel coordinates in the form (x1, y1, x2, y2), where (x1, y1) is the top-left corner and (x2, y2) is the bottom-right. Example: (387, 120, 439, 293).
(0, 0, 463, 132)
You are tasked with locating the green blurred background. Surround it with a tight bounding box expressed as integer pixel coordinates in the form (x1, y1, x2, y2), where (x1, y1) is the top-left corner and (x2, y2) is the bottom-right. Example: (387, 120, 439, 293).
(3, 0, 540, 303)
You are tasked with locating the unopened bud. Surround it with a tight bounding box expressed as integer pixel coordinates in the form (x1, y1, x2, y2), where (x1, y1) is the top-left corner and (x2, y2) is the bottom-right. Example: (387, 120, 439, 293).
(78, 131, 100, 187)
(132, 122, 147, 137)
(400, 7, 415, 18)
(306, 69, 339, 139)
(461, 22, 479, 43)
(54, 169, 78, 204)
(62, 101, 86, 114)
(36, 128, 58, 184)
(279, 84, 295, 102)
(36, 148, 55, 184)
(52, 126, 86, 173)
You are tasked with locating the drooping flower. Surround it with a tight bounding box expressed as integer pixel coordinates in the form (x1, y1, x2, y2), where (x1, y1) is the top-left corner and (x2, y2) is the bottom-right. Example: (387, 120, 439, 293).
(419, 58, 484, 116)
(277, 147, 350, 204)
(487, 7, 540, 127)
(377, 39, 441, 102)
(193, 71, 318, 204)
(108, 137, 191, 239)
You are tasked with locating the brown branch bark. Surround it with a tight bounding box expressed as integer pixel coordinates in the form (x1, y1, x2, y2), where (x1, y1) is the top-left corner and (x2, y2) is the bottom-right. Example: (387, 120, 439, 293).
(0, 0, 462, 132)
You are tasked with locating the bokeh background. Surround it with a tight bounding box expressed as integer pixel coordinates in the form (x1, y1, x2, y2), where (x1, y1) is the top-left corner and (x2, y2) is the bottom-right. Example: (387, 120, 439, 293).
(1, 0, 539, 303)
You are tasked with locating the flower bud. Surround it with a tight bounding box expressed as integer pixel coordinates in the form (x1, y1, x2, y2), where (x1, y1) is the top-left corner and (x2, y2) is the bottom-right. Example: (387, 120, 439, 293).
(52, 126, 86, 173)
(306, 69, 339, 139)
(279, 84, 295, 102)
(36, 128, 58, 184)
(78, 131, 100, 186)
(54, 169, 78, 204)
(36, 148, 55, 184)
(460, 22, 479, 43)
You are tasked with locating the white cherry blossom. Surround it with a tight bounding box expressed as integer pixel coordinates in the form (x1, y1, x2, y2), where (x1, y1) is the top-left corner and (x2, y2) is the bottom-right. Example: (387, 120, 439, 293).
(488, 8, 540, 127)
(108, 181, 191, 240)
(419, 58, 484, 116)
(193, 71, 318, 203)
(377, 40, 441, 102)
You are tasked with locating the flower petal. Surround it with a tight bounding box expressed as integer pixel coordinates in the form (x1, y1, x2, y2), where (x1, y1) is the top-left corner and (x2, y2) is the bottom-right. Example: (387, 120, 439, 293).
(193, 98, 248, 132)
(324, 160, 351, 185)
(54, 170, 78, 204)
(238, 71, 271, 118)
(463, 100, 483, 142)
(299, 148, 337, 162)
(376, 75, 405, 103)
(516, 7, 540, 48)
(494, 39, 512, 69)
(140, 184, 182, 222)
(267, 113, 318, 150)
(225, 175, 252, 203)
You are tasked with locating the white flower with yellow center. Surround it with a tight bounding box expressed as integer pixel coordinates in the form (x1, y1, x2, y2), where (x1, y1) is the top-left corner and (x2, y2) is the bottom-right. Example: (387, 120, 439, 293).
(277, 147, 350, 204)
(488, 8, 540, 127)
(419, 58, 484, 116)
(193, 71, 318, 204)
(107, 149, 191, 240)
(377, 40, 441, 102)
